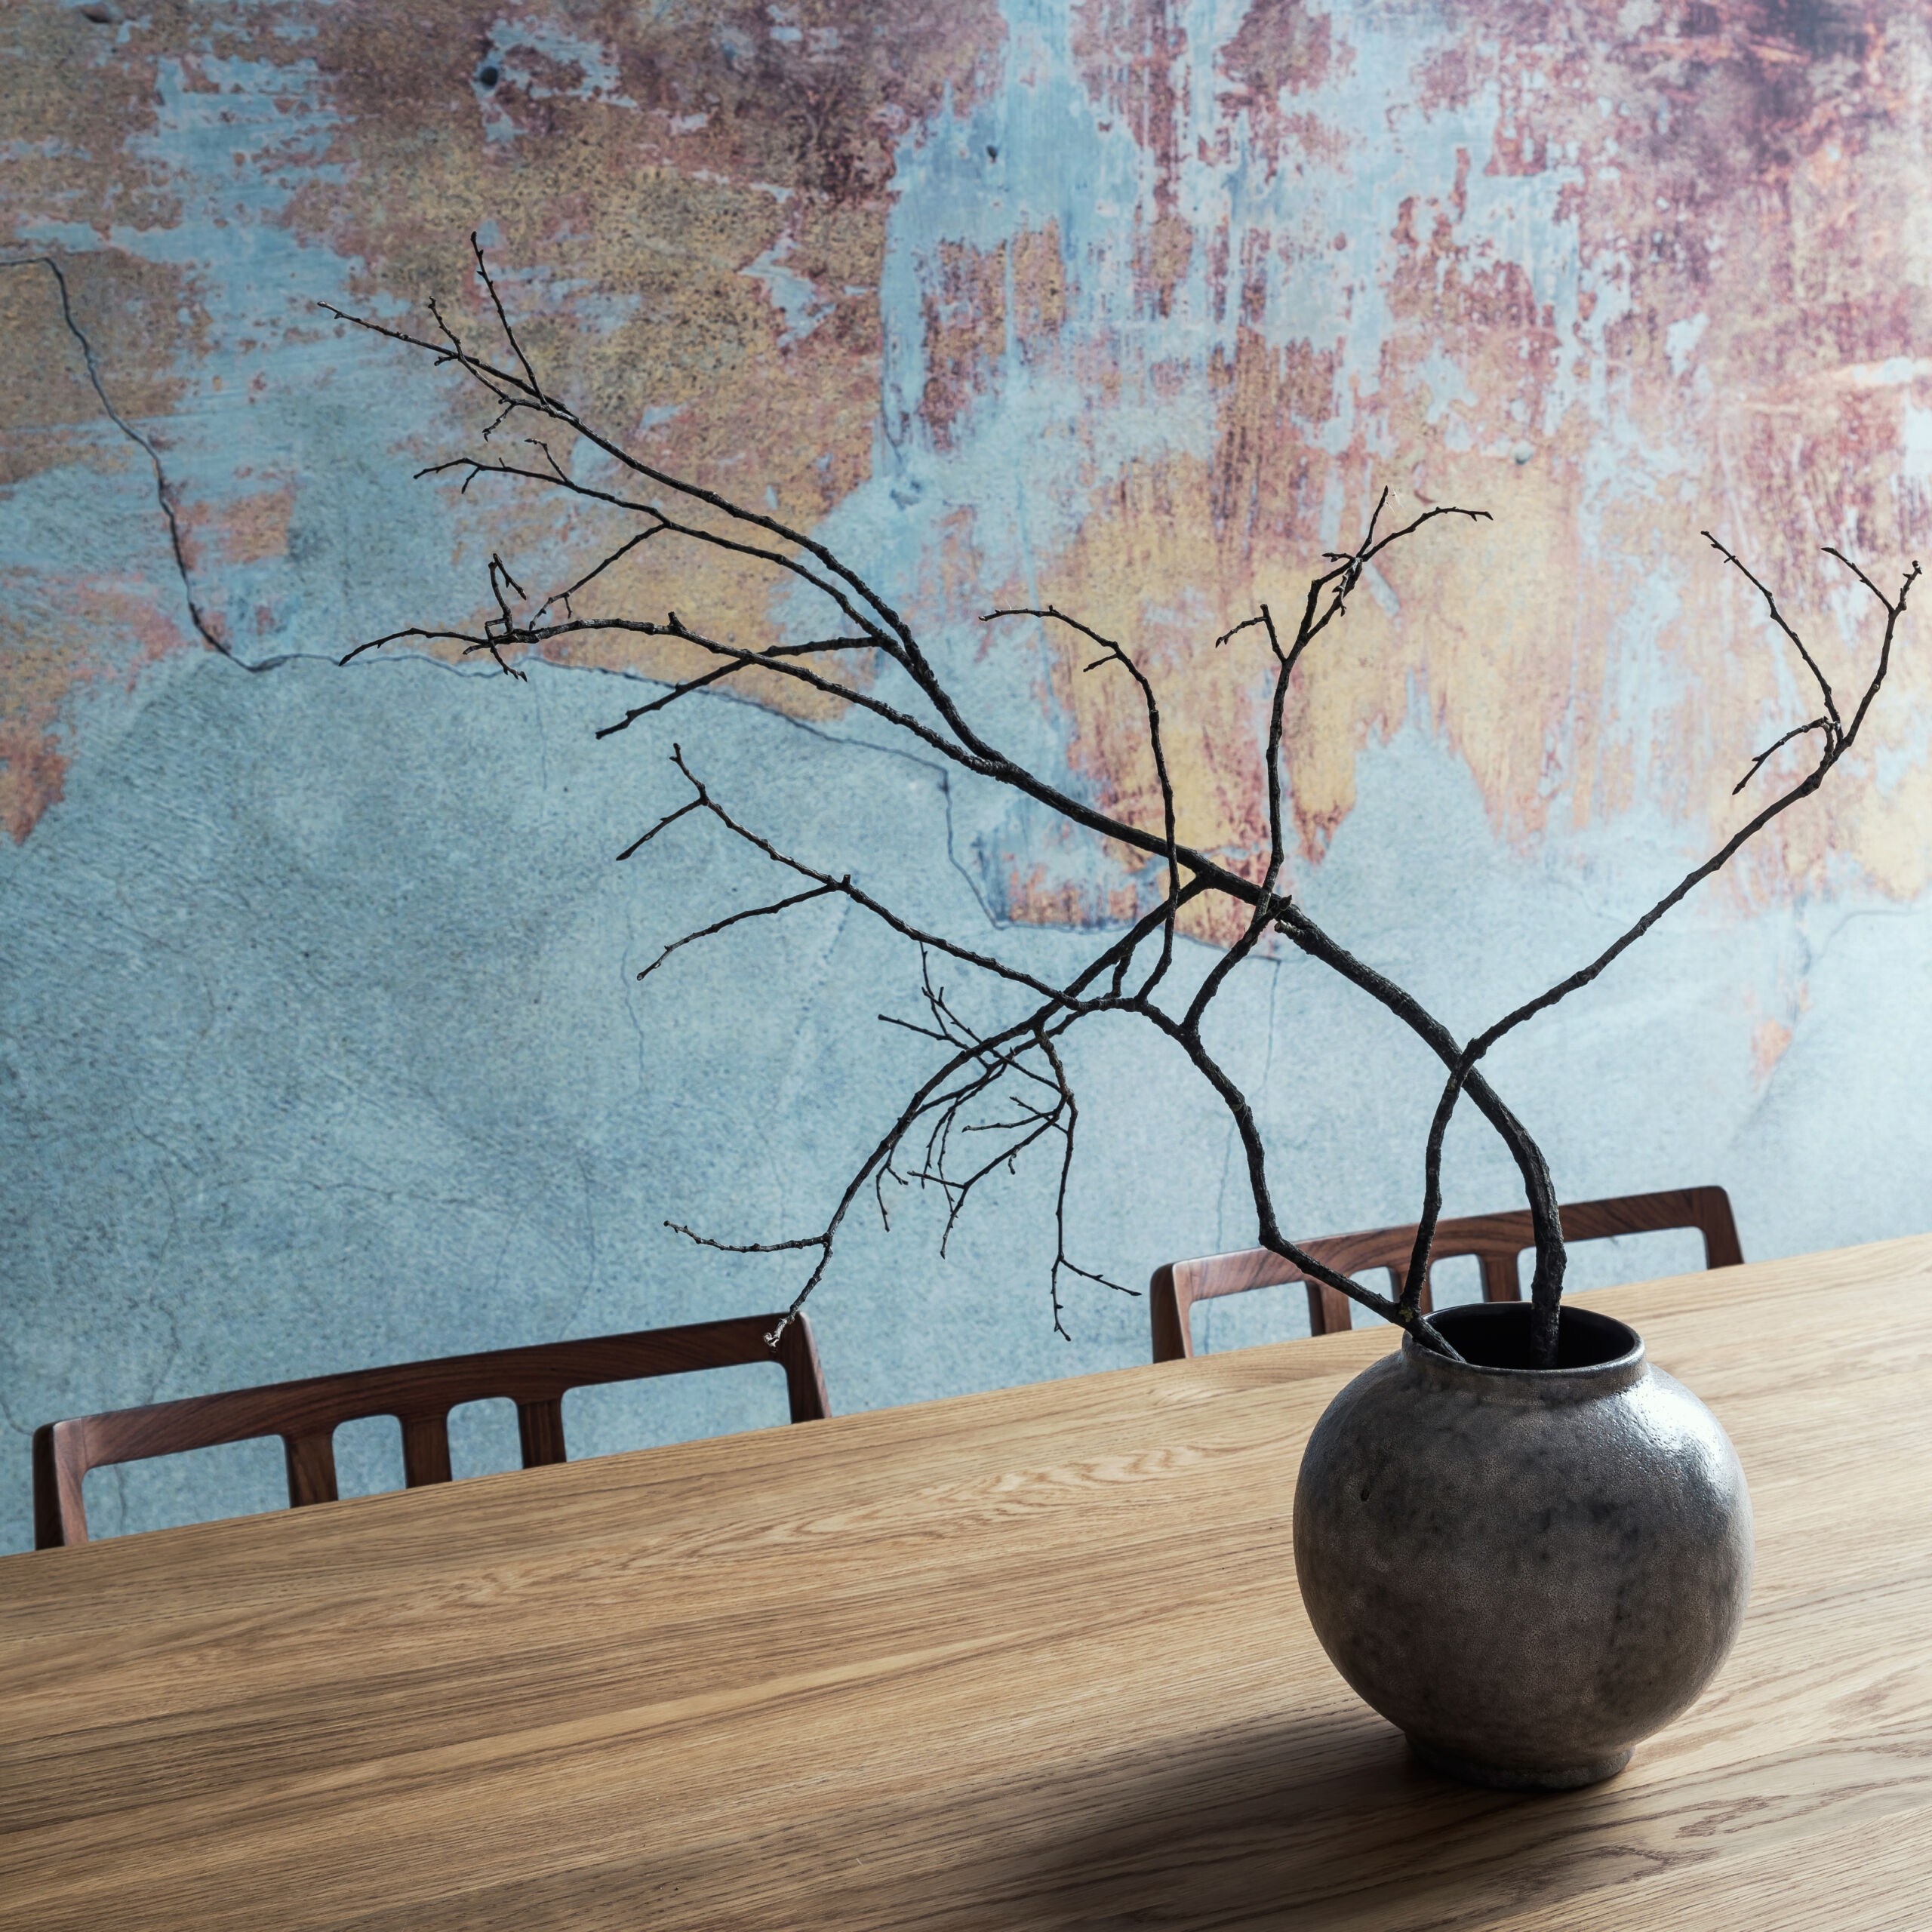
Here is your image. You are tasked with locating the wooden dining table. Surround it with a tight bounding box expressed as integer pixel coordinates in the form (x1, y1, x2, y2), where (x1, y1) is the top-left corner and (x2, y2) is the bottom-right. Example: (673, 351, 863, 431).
(2, 1235, 1929, 1929)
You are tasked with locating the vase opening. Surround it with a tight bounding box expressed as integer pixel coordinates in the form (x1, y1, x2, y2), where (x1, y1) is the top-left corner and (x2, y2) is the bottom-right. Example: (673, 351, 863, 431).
(1428, 1300, 1638, 1372)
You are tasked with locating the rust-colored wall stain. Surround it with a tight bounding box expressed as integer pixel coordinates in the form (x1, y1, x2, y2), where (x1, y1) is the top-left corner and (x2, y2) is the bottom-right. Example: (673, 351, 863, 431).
(0, 574, 192, 841)
(3, 0, 1930, 906)
(1217, 0, 1347, 177)
(1751, 1015, 1795, 1082)
(0, 712, 66, 846)
(0, 255, 193, 490)
(993, 1, 1932, 910)
(279, 0, 1004, 694)
(177, 488, 294, 570)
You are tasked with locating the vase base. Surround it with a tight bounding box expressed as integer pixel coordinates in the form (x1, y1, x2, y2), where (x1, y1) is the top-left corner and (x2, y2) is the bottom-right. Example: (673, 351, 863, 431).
(1407, 1736, 1632, 1792)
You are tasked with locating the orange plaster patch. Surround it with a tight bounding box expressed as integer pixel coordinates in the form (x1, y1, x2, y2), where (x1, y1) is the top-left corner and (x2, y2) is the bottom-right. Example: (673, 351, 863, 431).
(920, 237, 1019, 448)
(1750, 1018, 1794, 1083)
(0, 718, 66, 845)
(215, 487, 294, 565)
(0, 574, 198, 841)
(1004, 863, 1106, 930)
(177, 487, 295, 569)
(1217, 0, 1351, 177)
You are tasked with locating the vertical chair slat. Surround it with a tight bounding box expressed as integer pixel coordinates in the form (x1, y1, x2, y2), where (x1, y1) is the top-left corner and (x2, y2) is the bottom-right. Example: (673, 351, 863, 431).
(1303, 1281, 1355, 1337)
(517, 1398, 568, 1468)
(401, 1414, 454, 1487)
(1480, 1253, 1520, 1303)
(32, 1423, 87, 1549)
(283, 1430, 340, 1508)
(1149, 1266, 1193, 1359)
(774, 1318, 832, 1425)
(1693, 1186, 1746, 1269)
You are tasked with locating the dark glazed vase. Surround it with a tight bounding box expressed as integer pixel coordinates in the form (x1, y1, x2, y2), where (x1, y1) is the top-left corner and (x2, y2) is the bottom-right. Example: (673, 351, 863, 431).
(1292, 1301, 1752, 1789)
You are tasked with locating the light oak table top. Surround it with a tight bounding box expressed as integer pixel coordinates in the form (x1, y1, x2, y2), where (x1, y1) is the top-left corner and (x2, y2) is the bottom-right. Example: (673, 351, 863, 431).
(3, 1236, 1930, 1930)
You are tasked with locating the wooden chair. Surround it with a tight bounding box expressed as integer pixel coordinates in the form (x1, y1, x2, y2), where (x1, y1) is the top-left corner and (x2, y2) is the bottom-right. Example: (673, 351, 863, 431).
(32, 1313, 829, 1549)
(1149, 1186, 1743, 1361)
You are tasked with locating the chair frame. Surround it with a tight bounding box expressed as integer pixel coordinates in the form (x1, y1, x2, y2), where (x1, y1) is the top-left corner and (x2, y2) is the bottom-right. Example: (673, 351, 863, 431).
(1149, 1186, 1743, 1361)
(32, 1313, 829, 1549)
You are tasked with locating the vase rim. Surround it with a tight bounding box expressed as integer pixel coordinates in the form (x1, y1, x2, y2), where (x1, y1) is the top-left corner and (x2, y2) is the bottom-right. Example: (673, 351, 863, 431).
(1401, 1301, 1647, 1401)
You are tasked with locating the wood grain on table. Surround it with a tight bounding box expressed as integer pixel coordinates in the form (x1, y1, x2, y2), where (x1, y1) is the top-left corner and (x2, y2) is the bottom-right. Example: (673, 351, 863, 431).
(2, 1236, 1930, 1930)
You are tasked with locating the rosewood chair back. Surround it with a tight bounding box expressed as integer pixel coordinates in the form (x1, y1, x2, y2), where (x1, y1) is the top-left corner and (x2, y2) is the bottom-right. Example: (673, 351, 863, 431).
(32, 1313, 829, 1549)
(1149, 1186, 1743, 1361)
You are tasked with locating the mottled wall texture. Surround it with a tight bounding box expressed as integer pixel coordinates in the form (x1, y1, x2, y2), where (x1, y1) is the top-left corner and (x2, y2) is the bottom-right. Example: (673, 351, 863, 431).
(5, 1, 1930, 1554)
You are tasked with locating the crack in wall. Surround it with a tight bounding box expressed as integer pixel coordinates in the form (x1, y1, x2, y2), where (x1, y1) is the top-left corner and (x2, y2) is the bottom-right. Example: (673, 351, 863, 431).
(729, 703, 1005, 928)
(0, 254, 257, 666)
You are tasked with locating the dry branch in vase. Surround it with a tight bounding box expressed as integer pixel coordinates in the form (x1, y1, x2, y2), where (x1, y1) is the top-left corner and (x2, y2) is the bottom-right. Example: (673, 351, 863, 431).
(331, 240, 1915, 1368)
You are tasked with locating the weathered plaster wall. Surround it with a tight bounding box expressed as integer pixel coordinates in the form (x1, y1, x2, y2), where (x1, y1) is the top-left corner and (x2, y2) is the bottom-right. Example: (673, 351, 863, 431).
(4, 0, 1930, 1553)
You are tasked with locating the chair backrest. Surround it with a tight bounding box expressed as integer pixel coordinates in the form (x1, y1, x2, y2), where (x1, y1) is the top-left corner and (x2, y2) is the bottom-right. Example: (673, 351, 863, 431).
(32, 1313, 829, 1549)
(1149, 1186, 1743, 1361)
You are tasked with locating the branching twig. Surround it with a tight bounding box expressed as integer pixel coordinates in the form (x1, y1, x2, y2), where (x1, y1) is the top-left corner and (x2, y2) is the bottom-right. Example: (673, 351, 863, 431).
(334, 240, 1911, 1364)
(1396, 539, 1916, 1355)
(983, 606, 1186, 996)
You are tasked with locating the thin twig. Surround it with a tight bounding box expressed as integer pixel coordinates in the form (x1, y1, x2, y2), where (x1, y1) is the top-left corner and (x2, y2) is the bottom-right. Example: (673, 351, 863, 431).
(983, 606, 1186, 995)
(635, 884, 841, 982)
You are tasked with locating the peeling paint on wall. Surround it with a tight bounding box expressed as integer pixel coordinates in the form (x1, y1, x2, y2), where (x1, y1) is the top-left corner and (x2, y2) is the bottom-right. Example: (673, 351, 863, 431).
(8, 0, 1932, 875)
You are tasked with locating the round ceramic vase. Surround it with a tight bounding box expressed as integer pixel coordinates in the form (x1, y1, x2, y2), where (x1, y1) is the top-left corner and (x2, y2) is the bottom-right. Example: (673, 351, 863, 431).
(1291, 1300, 1752, 1790)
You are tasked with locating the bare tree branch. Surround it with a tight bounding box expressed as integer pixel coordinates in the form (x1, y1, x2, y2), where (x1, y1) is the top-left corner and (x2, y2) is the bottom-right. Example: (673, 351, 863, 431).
(334, 239, 1912, 1364)
(1398, 542, 1916, 1353)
